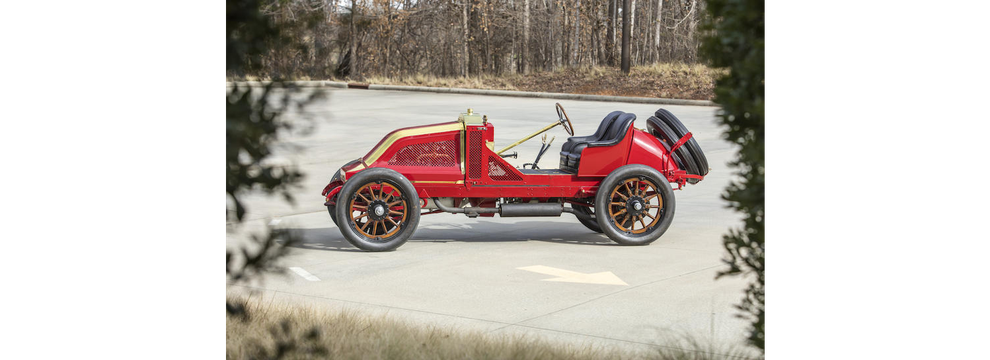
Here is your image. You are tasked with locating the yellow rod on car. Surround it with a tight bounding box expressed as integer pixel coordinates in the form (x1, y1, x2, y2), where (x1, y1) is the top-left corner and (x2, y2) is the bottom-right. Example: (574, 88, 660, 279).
(496, 121, 560, 155)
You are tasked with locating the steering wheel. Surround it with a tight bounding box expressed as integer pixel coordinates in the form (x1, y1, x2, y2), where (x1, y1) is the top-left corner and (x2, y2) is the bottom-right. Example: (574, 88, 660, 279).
(555, 103, 575, 136)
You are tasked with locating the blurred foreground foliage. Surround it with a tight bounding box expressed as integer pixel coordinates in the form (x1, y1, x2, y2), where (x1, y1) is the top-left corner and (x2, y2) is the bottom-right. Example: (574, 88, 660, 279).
(700, 0, 765, 352)
(227, 0, 325, 357)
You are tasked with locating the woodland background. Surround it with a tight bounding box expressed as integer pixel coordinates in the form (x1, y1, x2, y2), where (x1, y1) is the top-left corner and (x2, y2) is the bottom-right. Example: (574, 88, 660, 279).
(228, 0, 708, 83)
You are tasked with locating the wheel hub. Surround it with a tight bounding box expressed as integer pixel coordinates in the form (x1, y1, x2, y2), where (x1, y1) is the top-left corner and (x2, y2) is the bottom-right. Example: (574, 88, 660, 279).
(368, 200, 389, 221)
(626, 196, 646, 217)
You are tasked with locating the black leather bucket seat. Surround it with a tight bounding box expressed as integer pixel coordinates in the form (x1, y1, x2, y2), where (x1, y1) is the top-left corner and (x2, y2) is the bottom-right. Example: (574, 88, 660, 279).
(559, 112, 636, 172)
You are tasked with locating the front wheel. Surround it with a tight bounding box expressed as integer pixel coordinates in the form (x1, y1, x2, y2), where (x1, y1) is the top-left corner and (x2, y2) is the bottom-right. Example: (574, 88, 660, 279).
(335, 168, 420, 251)
(595, 165, 676, 245)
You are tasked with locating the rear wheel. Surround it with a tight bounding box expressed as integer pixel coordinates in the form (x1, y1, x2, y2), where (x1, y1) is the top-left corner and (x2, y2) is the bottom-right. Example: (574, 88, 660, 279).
(335, 168, 420, 251)
(595, 165, 676, 245)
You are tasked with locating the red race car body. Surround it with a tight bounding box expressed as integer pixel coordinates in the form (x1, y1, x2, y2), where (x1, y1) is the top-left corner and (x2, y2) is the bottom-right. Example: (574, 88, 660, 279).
(322, 105, 708, 251)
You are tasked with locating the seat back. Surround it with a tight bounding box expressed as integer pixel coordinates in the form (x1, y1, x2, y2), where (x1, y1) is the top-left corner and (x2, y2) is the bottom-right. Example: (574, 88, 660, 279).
(593, 113, 636, 146)
(561, 111, 623, 153)
(591, 111, 623, 141)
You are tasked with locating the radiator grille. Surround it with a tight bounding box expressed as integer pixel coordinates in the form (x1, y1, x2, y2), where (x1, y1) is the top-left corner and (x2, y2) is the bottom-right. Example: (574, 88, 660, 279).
(387, 140, 458, 167)
(468, 132, 482, 179)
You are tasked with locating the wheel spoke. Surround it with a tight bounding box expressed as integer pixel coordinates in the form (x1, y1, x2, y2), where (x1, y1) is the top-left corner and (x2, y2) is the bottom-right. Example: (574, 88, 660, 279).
(389, 210, 403, 216)
(644, 194, 659, 201)
(359, 219, 370, 231)
(386, 217, 399, 227)
(638, 216, 647, 229)
(352, 204, 367, 210)
(610, 202, 625, 206)
(612, 208, 627, 217)
(372, 220, 379, 235)
(388, 200, 403, 207)
(358, 193, 371, 203)
(643, 212, 656, 220)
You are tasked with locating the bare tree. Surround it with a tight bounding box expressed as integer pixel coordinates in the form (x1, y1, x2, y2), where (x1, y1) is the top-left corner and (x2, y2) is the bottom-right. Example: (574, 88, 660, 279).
(654, 0, 663, 62)
(462, 0, 469, 76)
(620, 0, 630, 73)
(350, 0, 360, 77)
(523, 0, 530, 74)
(606, 0, 616, 66)
(572, 0, 581, 65)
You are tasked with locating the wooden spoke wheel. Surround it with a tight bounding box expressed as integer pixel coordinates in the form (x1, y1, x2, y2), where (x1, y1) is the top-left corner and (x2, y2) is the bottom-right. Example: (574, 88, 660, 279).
(595, 165, 675, 245)
(349, 182, 408, 239)
(335, 168, 420, 251)
(606, 178, 664, 234)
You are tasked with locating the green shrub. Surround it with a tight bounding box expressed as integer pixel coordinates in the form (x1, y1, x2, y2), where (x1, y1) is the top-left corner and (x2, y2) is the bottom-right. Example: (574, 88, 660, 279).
(700, 0, 765, 352)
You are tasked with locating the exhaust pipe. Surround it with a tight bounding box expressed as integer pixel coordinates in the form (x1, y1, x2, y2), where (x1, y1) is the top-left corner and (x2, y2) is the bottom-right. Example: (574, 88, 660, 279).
(499, 203, 562, 217)
(432, 198, 499, 217)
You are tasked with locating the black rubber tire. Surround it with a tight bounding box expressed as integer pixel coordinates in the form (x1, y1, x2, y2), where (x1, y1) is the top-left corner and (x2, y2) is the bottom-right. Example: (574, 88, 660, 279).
(335, 168, 420, 251)
(655, 109, 709, 178)
(327, 205, 339, 227)
(650, 117, 701, 179)
(595, 165, 676, 245)
(573, 205, 603, 233)
(325, 162, 353, 228)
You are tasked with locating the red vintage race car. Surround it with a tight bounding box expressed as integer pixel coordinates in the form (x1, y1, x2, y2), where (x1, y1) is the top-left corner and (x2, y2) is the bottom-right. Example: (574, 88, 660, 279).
(321, 103, 709, 251)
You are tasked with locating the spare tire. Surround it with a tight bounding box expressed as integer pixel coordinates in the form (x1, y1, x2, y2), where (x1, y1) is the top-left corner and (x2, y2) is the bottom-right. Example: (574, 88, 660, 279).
(654, 109, 709, 177)
(648, 116, 701, 179)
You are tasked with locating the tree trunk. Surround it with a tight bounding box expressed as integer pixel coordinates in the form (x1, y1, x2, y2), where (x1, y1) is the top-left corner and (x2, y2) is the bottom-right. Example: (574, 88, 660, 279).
(350, 0, 359, 78)
(620, 0, 630, 73)
(384, 2, 392, 75)
(523, 0, 530, 74)
(630, 0, 636, 64)
(573, 0, 581, 66)
(654, 0, 662, 62)
(510, 0, 517, 73)
(606, 0, 616, 66)
(462, 0, 470, 77)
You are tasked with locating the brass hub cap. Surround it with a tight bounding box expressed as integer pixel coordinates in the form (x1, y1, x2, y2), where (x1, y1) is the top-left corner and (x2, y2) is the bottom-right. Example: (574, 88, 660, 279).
(607, 178, 664, 234)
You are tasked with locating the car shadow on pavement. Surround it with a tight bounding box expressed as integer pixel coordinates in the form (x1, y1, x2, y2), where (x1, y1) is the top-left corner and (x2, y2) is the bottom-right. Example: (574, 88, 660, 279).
(412, 219, 615, 246)
(282, 219, 615, 252)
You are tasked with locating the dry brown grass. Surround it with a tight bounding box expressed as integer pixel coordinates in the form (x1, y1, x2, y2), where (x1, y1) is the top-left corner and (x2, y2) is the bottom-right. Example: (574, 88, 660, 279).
(355, 63, 719, 100)
(232, 63, 720, 100)
(363, 73, 520, 91)
(227, 296, 756, 360)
